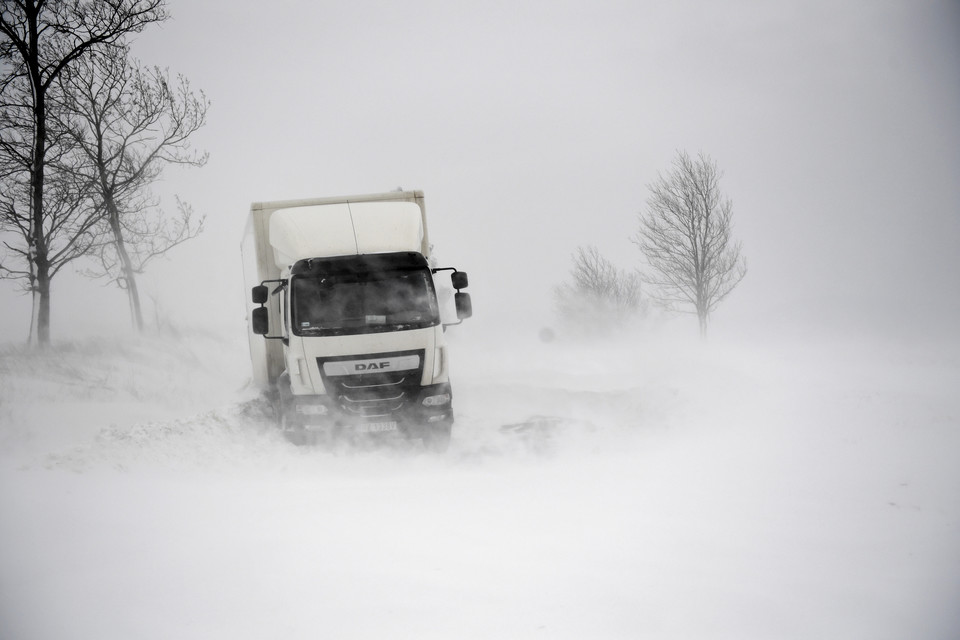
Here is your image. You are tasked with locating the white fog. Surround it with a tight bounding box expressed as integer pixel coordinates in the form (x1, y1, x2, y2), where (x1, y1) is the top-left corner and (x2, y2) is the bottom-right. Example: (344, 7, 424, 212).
(1, 0, 959, 638)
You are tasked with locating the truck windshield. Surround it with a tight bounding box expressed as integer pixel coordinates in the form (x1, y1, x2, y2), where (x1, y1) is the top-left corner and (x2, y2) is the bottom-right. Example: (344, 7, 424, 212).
(291, 268, 440, 336)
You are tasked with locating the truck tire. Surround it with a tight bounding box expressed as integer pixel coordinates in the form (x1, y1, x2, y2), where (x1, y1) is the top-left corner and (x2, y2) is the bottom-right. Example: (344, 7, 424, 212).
(276, 372, 310, 445)
(421, 421, 452, 453)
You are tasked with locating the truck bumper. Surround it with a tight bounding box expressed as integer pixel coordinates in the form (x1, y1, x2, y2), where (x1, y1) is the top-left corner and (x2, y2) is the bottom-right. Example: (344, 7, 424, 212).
(280, 382, 453, 446)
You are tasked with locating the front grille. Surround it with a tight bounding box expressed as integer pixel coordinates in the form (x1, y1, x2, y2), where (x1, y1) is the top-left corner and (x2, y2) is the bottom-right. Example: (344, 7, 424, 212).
(318, 350, 424, 419)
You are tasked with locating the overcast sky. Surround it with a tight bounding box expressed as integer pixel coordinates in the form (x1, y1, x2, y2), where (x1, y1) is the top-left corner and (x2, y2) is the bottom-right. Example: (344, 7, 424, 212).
(2, 0, 958, 343)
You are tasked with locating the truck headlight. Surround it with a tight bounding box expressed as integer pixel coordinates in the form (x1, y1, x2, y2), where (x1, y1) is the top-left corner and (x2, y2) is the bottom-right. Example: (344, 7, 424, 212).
(421, 393, 451, 407)
(295, 403, 329, 416)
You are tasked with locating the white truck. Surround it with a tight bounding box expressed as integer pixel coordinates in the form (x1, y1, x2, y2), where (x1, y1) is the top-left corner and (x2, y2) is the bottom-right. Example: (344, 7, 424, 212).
(241, 190, 471, 449)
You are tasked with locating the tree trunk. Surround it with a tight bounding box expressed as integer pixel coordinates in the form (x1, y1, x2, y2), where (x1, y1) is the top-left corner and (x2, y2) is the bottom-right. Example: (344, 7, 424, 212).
(696, 273, 708, 339)
(26, 4, 51, 346)
(31, 103, 51, 346)
(126, 266, 144, 332)
(34, 262, 51, 344)
(105, 198, 144, 331)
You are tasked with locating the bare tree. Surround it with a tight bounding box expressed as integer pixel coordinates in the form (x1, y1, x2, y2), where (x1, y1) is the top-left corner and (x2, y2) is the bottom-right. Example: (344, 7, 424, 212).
(56, 45, 208, 331)
(633, 151, 746, 337)
(0, 0, 167, 345)
(554, 245, 645, 336)
(0, 169, 103, 337)
(0, 64, 101, 338)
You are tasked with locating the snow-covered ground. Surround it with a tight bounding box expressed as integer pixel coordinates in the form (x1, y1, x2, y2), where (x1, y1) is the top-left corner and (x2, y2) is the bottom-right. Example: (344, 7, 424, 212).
(1, 330, 958, 639)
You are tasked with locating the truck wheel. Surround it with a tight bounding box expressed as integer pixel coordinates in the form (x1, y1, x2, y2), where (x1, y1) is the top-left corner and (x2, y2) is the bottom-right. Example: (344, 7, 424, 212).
(279, 408, 299, 431)
(422, 422, 452, 453)
(276, 372, 310, 445)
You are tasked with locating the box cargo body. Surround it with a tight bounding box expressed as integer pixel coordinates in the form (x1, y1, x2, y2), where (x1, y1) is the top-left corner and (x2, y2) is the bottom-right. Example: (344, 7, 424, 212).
(241, 190, 470, 449)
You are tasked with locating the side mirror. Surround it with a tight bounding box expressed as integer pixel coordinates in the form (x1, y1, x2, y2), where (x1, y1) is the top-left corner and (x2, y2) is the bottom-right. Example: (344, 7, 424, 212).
(252, 307, 269, 335)
(455, 292, 472, 320)
(252, 285, 268, 305)
(451, 271, 468, 290)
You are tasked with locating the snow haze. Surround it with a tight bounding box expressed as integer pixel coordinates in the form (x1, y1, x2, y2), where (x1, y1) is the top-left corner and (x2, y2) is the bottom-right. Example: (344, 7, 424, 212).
(1, 1, 959, 638)
(0, 0, 957, 341)
(1, 333, 959, 638)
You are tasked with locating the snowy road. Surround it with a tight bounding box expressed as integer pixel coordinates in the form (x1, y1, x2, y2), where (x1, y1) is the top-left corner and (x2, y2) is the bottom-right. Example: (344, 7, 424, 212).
(1, 333, 958, 639)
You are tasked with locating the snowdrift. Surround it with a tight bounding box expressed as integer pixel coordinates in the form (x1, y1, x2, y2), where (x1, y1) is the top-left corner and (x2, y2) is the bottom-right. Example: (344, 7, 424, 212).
(1, 331, 958, 639)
